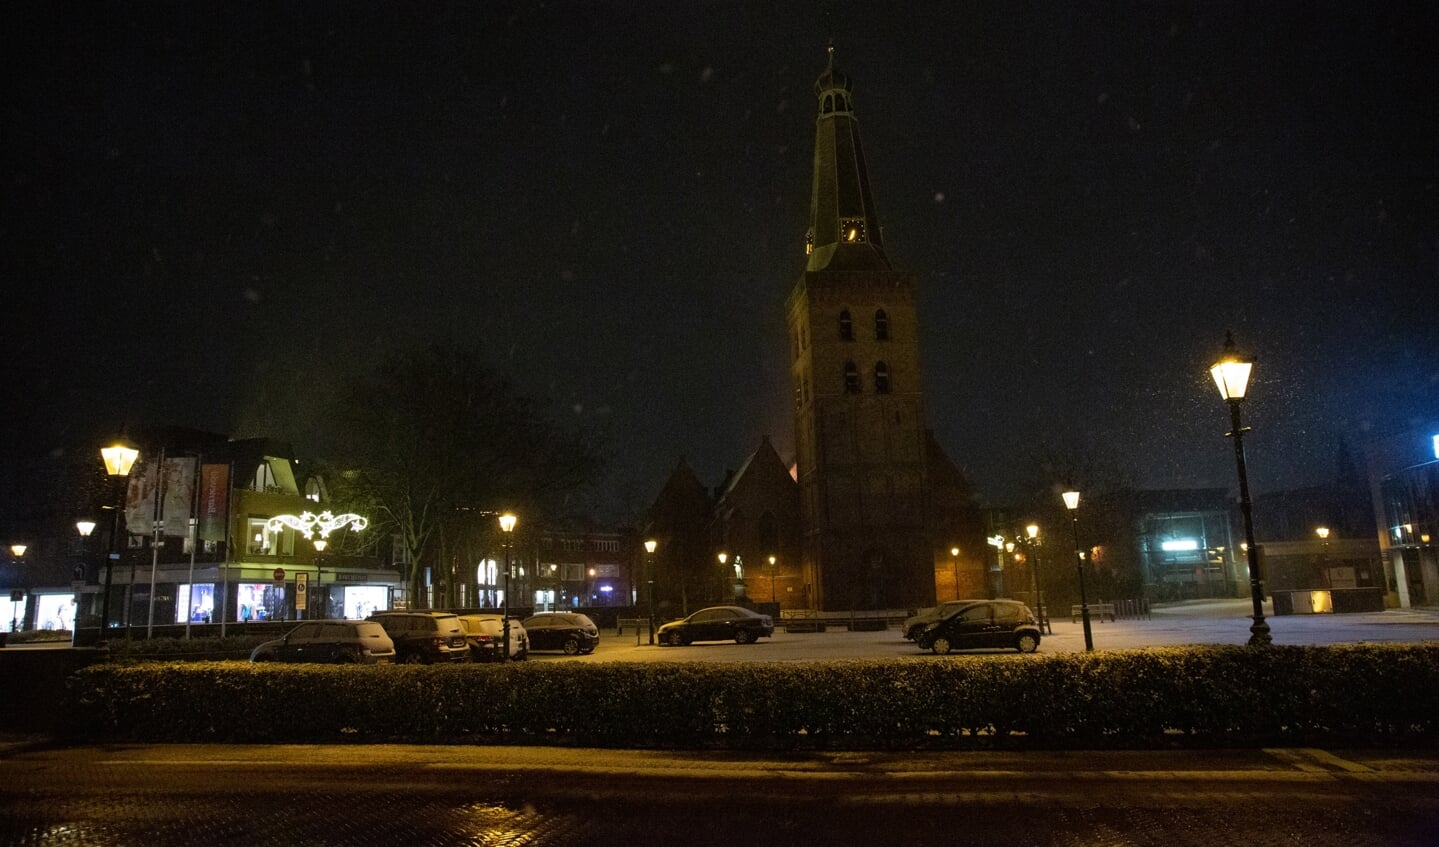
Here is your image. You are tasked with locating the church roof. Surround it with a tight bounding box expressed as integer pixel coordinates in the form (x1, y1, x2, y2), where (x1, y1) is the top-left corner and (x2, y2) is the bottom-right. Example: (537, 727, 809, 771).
(806, 45, 889, 273)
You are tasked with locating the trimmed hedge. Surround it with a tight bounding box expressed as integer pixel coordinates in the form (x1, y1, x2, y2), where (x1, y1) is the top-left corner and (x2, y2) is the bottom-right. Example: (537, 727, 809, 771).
(63, 644, 1439, 750)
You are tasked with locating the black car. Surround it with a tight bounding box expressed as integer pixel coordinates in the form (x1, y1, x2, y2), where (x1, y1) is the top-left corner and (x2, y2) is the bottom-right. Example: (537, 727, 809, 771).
(521, 612, 600, 654)
(916, 600, 1042, 654)
(249, 620, 397, 664)
(365, 611, 471, 664)
(657, 605, 774, 646)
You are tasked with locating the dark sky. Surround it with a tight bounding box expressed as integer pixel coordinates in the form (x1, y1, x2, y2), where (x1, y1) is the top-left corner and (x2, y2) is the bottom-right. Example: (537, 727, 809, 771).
(6, 1, 1437, 523)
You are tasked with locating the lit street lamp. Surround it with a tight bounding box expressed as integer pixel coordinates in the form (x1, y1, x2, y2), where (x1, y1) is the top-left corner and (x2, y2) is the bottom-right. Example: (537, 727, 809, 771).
(99, 439, 139, 636)
(8, 544, 27, 632)
(1210, 332, 1271, 646)
(1316, 526, 1331, 586)
(717, 552, 728, 601)
(950, 547, 960, 601)
(1062, 489, 1094, 652)
(1026, 523, 1046, 629)
(313, 538, 327, 619)
(767, 554, 777, 603)
(499, 513, 517, 661)
(644, 539, 657, 644)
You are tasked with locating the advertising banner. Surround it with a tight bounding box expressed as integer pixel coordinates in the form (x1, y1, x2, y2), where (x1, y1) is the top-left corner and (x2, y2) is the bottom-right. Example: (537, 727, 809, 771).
(125, 457, 198, 537)
(199, 464, 230, 542)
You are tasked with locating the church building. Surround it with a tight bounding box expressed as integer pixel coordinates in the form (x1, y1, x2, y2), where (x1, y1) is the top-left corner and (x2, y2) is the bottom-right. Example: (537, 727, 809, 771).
(647, 47, 987, 614)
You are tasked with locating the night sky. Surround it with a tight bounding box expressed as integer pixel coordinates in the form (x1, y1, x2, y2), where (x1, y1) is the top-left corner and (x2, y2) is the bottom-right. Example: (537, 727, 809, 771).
(6, 1, 1437, 523)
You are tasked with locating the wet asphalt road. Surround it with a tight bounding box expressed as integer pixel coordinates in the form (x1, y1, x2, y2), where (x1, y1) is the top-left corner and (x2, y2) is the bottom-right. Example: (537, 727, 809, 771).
(3, 744, 1438, 846)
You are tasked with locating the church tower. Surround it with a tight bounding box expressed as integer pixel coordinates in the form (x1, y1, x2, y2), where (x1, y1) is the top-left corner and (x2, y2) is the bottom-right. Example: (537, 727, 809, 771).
(787, 47, 934, 611)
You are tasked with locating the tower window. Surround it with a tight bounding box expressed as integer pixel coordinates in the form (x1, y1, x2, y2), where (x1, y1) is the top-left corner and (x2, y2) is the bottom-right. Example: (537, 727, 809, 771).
(875, 361, 891, 394)
(875, 309, 890, 340)
(823, 94, 833, 114)
(839, 309, 853, 340)
(844, 361, 860, 394)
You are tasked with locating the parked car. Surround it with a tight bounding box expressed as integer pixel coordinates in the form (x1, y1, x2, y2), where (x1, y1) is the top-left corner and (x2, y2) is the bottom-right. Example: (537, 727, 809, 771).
(916, 600, 1042, 654)
(249, 620, 396, 664)
(457, 613, 528, 662)
(657, 605, 774, 646)
(365, 611, 471, 664)
(521, 612, 599, 654)
(903, 600, 976, 640)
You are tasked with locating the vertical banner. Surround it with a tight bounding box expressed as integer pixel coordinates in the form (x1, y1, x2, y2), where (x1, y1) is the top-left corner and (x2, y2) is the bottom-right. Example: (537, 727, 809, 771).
(124, 459, 159, 535)
(198, 464, 230, 542)
(162, 457, 196, 536)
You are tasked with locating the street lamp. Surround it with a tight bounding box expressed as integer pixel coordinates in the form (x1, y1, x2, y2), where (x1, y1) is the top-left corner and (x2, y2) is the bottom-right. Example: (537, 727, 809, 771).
(717, 552, 728, 601)
(499, 513, 517, 661)
(1316, 526, 1330, 586)
(313, 538, 327, 619)
(1210, 331, 1271, 646)
(644, 539, 657, 645)
(950, 547, 960, 601)
(1026, 523, 1044, 627)
(1062, 489, 1094, 651)
(767, 554, 777, 603)
(986, 535, 1005, 599)
(100, 439, 139, 635)
(8, 545, 26, 633)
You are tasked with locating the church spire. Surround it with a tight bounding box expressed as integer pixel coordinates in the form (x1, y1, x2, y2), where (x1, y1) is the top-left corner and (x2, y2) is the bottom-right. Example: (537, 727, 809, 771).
(805, 43, 889, 271)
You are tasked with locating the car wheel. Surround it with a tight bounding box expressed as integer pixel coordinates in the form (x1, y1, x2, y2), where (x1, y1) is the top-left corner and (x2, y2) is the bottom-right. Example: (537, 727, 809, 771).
(931, 636, 952, 655)
(734, 629, 754, 644)
(401, 651, 426, 665)
(333, 650, 358, 664)
(562, 636, 581, 655)
(1016, 633, 1040, 653)
(252, 653, 274, 662)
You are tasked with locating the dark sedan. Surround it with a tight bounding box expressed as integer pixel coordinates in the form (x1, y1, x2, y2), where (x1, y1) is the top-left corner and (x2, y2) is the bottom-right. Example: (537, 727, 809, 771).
(657, 605, 774, 646)
(249, 620, 396, 664)
(916, 600, 1042, 654)
(521, 612, 600, 654)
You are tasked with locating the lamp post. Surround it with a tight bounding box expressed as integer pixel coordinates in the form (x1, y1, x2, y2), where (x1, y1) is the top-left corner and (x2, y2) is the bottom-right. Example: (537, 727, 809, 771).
(767, 554, 777, 603)
(313, 538, 327, 619)
(950, 547, 960, 601)
(8, 545, 26, 633)
(1210, 331, 1271, 646)
(75, 521, 96, 644)
(1316, 526, 1330, 587)
(499, 513, 517, 662)
(1062, 489, 1094, 652)
(1026, 523, 1044, 627)
(986, 535, 1004, 599)
(717, 552, 728, 602)
(644, 539, 657, 645)
(100, 439, 139, 636)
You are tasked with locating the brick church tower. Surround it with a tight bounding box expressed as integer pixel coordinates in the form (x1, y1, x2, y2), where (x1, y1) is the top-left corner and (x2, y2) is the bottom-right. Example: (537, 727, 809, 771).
(787, 47, 935, 611)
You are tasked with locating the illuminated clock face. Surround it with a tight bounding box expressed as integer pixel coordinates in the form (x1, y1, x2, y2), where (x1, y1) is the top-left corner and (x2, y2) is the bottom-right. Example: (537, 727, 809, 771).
(840, 218, 866, 243)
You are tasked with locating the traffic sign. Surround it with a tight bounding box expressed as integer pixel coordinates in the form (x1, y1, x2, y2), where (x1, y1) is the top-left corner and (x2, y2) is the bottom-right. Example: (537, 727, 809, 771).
(295, 573, 308, 610)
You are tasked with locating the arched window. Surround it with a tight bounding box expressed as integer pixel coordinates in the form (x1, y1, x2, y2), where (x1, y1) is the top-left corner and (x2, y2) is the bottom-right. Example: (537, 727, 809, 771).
(823, 95, 833, 114)
(836, 95, 848, 112)
(844, 361, 861, 393)
(875, 309, 890, 340)
(875, 361, 891, 394)
(839, 309, 853, 340)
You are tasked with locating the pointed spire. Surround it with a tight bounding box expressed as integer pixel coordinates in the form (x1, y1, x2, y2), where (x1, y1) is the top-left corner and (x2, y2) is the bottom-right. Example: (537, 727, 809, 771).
(806, 44, 888, 272)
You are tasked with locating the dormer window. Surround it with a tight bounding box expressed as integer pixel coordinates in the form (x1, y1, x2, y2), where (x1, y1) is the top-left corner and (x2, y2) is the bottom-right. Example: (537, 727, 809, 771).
(875, 309, 889, 340)
(839, 309, 853, 340)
